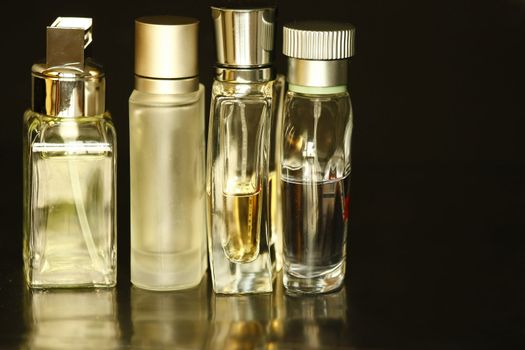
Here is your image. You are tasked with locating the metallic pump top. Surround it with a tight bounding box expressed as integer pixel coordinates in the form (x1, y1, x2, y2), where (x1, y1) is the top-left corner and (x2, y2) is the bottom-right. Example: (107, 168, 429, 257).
(212, 6, 275, 67)
(32, 17, 105, 117)
(283, 21, 355, 60)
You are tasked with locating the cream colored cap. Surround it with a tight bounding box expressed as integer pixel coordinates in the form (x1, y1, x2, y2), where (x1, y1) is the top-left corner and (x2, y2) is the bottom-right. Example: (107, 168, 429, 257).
(135, 16, 199, 79)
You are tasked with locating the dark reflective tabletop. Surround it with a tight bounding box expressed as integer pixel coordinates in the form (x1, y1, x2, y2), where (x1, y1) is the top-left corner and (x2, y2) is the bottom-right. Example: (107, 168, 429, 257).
(6, 272, 353, 349)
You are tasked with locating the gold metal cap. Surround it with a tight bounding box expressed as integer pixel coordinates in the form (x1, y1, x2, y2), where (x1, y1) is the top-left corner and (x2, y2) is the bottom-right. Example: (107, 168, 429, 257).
(211, 6, 275, 67)
(31, 17, 106, 117)
(283, 21, 355, 60)
(135, 16, 199, 79)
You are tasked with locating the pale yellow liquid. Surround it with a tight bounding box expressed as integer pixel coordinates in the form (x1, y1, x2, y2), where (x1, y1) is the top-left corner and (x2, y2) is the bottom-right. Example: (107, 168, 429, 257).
(222, 188, 261, 263)
(29, 146, 115, 287)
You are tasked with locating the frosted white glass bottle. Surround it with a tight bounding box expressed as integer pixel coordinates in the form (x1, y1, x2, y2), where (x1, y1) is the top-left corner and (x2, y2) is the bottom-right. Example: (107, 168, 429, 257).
(129, 16, 207, 290)
(23, 18, 117, 288)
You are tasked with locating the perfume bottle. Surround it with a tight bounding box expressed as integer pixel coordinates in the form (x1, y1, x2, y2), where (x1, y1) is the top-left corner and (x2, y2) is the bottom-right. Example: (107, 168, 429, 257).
(23, 18, 117, 288)
(129, 16, 207, 290)
(280, 21, 355, 294)
(207, 6, 279, 294)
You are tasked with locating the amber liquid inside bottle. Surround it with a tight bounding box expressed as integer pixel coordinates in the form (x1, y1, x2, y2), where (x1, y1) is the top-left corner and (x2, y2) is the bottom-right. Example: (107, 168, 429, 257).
(207, 77, 275, 294)
(222, 185, 261, 263)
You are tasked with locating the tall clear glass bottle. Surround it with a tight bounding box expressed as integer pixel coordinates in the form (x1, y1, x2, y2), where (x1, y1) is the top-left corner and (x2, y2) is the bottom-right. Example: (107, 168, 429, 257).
(280, 21, 355, 294)
(207, 6, 279, 294)
(129, 16, 207, 290)
(23, 18, 117, 288)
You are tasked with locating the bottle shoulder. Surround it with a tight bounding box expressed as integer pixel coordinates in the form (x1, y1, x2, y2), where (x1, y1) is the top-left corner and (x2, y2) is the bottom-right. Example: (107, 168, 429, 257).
(129, 84, 205, 106)
(286, 90, 350, 102)
(24, 110, 114, 123)
(211, 79, 274, 100)
(24, 110, 116, 145)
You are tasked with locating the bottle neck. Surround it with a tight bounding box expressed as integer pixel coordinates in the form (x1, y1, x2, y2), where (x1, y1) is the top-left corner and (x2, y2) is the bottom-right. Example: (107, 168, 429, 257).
(287, 58, 348, 90)
(134, 75, 199, 94)
(31, 63, 105, 118)
(215, 66, 274, 83)
(288, 84, 347, 95)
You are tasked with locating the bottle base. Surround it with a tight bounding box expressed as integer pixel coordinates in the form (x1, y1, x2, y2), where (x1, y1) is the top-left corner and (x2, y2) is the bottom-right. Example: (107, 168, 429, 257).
(27, 268, 116, 289)
(283, 260, 345, 295)
(28, 280, 116, 289)
(131, 276, 204, 292)
(131, 248, 207, 291)
(211, 271, 274, 295)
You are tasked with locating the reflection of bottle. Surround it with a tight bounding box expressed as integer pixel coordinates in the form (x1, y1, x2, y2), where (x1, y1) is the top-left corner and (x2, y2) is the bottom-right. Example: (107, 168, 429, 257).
(24, 289, 120, 349)
(271, 283, 348, 348)
(129, 16, 207, 291)
(23, 18, 117, 288)
(208, 292, 274, 350)
(283, 286, 347, 321)
(131, 275, 209, 348)
(207, 6, 279, 294)
(280, 21, 355, 294)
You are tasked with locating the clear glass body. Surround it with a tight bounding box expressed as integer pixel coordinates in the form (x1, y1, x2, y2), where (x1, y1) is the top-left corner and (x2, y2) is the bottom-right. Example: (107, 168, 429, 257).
(280, 88, 353, 294)
(129, 84, 207, 290)
(207, 76, 276, 294)
(268, 74, 285, 273)
(23, 111, 117, 288)
(24, 289, 120, 349)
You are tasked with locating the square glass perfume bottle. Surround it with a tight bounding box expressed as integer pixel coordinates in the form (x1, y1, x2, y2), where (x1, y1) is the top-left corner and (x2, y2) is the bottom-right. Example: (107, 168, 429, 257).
(23, 18, 117, 288)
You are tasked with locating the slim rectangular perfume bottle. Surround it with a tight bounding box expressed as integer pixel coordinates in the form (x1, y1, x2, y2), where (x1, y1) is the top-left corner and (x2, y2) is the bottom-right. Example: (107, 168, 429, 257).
(207, 6, 279, 294)
(280, 21, 355, 294)
(23, 18, 117, 288)
(129, 16, 207, 290)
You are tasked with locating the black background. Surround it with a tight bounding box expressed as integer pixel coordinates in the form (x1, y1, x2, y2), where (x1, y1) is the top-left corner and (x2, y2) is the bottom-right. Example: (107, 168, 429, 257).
(1, 0, 524, 348)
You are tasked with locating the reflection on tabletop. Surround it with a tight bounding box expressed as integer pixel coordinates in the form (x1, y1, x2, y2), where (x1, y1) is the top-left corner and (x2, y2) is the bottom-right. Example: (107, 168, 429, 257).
(208, 279, 348, 350)
(208, 289, 274, 349)
(22, 274, 349, 349)
(23, 288, 120, 349)
(131, 274, 210, 348)
(277, 285, 348, 349)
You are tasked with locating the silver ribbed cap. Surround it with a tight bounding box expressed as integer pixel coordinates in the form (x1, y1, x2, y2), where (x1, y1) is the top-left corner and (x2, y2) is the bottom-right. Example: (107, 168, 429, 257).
(283, 21, 355, 60)
(211, 6, 275, 67)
